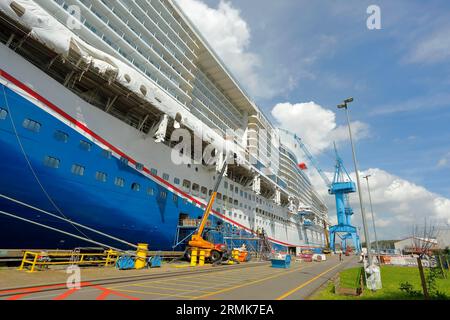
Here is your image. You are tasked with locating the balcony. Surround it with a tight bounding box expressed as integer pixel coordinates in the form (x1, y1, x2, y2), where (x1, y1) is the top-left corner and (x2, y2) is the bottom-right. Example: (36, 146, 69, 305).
(303, 219, 324, 232)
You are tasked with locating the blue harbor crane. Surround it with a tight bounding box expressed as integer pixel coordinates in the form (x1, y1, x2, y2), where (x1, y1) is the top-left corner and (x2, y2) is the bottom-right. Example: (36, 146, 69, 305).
(327, 146, 361, 253)
(278, 129, 361, 253)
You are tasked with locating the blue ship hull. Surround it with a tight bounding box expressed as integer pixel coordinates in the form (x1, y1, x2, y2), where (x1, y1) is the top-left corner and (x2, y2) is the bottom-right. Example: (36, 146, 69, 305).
(0, 83, 211, 250)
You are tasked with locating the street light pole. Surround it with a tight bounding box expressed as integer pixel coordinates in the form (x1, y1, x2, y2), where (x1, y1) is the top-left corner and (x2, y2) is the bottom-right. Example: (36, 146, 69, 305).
(364, 174, 381, 264)
(337, 98, 372, 266)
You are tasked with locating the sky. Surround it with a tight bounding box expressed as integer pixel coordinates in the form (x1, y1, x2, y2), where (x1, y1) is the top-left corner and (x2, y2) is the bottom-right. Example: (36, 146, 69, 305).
(174, 0, 450, 240)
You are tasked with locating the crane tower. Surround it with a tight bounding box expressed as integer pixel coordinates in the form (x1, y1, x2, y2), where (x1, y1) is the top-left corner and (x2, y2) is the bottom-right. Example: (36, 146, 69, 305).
(278, 128, 361, 252)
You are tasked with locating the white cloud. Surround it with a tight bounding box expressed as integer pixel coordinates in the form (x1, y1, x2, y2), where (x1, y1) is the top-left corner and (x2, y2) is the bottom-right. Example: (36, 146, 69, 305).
(308, 168, 450, 240)
(370, 93, 450, 116)
(271, 101, 369, 155)
(175, 0, 276, 99)
(406, 26, 450, 65)
(437, 152, 450, 168)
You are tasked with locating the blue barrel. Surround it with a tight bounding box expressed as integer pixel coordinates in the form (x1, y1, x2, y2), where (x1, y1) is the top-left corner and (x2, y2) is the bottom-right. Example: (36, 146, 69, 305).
(115, 255, 135, 270)
(148, 256, 162, 268)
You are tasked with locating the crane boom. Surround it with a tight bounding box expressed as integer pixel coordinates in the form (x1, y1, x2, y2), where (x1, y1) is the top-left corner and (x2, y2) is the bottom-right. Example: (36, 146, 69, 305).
(194, 156, 228, 238)
(188, 154, 230, 253)
(278, 128, 332, 188)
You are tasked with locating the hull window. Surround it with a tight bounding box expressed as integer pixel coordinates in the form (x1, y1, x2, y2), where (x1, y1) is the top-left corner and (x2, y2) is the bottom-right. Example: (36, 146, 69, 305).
(120, 157, 129, 165)
(54, 130, 69, 143)
(79, 140, 92, 151)
(115, 177, 125, 187)
(136, 163, 144, 171)
(131, 183, 141, 192)
(71, 164, 85, 176)
(22, 118, 41, 132)
(102, 149, 112, 159)
(0, 108, 8, 120)
(43, 156, 60, 169)
(182, 179, 191, 191)
(95, 171, 107, 182)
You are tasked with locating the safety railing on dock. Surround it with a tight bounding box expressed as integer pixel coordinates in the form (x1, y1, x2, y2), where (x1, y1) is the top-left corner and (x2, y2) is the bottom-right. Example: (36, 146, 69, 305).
(18, 249, 120, 273)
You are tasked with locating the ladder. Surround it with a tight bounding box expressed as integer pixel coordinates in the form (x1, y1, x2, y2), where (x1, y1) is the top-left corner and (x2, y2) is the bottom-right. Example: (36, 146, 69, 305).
(258, 230, 272, 261)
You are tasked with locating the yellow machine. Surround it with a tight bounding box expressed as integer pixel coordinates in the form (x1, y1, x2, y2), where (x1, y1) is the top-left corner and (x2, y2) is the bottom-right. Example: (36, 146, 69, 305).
(187, 156, 230, 263)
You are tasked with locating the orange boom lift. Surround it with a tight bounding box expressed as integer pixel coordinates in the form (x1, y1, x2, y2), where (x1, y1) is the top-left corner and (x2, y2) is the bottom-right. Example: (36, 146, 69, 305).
(187, 155, 231, 262)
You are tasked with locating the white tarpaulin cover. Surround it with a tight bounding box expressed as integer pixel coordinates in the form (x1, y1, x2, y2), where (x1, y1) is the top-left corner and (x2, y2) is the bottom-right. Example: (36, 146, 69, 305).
(365, 264, 382, 290)
(0, 0, 248, 166)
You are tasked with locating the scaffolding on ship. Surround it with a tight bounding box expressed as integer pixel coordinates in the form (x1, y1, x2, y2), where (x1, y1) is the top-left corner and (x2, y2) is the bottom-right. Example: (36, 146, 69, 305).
(215, 224, 272, 261)
(173, 220, 272, 261)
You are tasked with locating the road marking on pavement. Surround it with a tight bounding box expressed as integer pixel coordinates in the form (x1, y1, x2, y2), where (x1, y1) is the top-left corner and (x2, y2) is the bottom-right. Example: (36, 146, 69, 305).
(187, 277, 241, 284)
(112, 266, 259, 288)
(275, 262, 343, 300)
(109, 278, 226, 292)
(132, 283, 213, 293)
(151, 279, 215, 289)
(24, 288, 101, 301)
(167, 278, 231, 285)
(111, 288, 194, 299)
(53, 288, 79, 300)
(192, 264, 310, 300)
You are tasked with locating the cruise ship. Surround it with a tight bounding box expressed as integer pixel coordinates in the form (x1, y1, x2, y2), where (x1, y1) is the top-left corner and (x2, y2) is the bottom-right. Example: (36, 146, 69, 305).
(0, 0, 328, 254)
